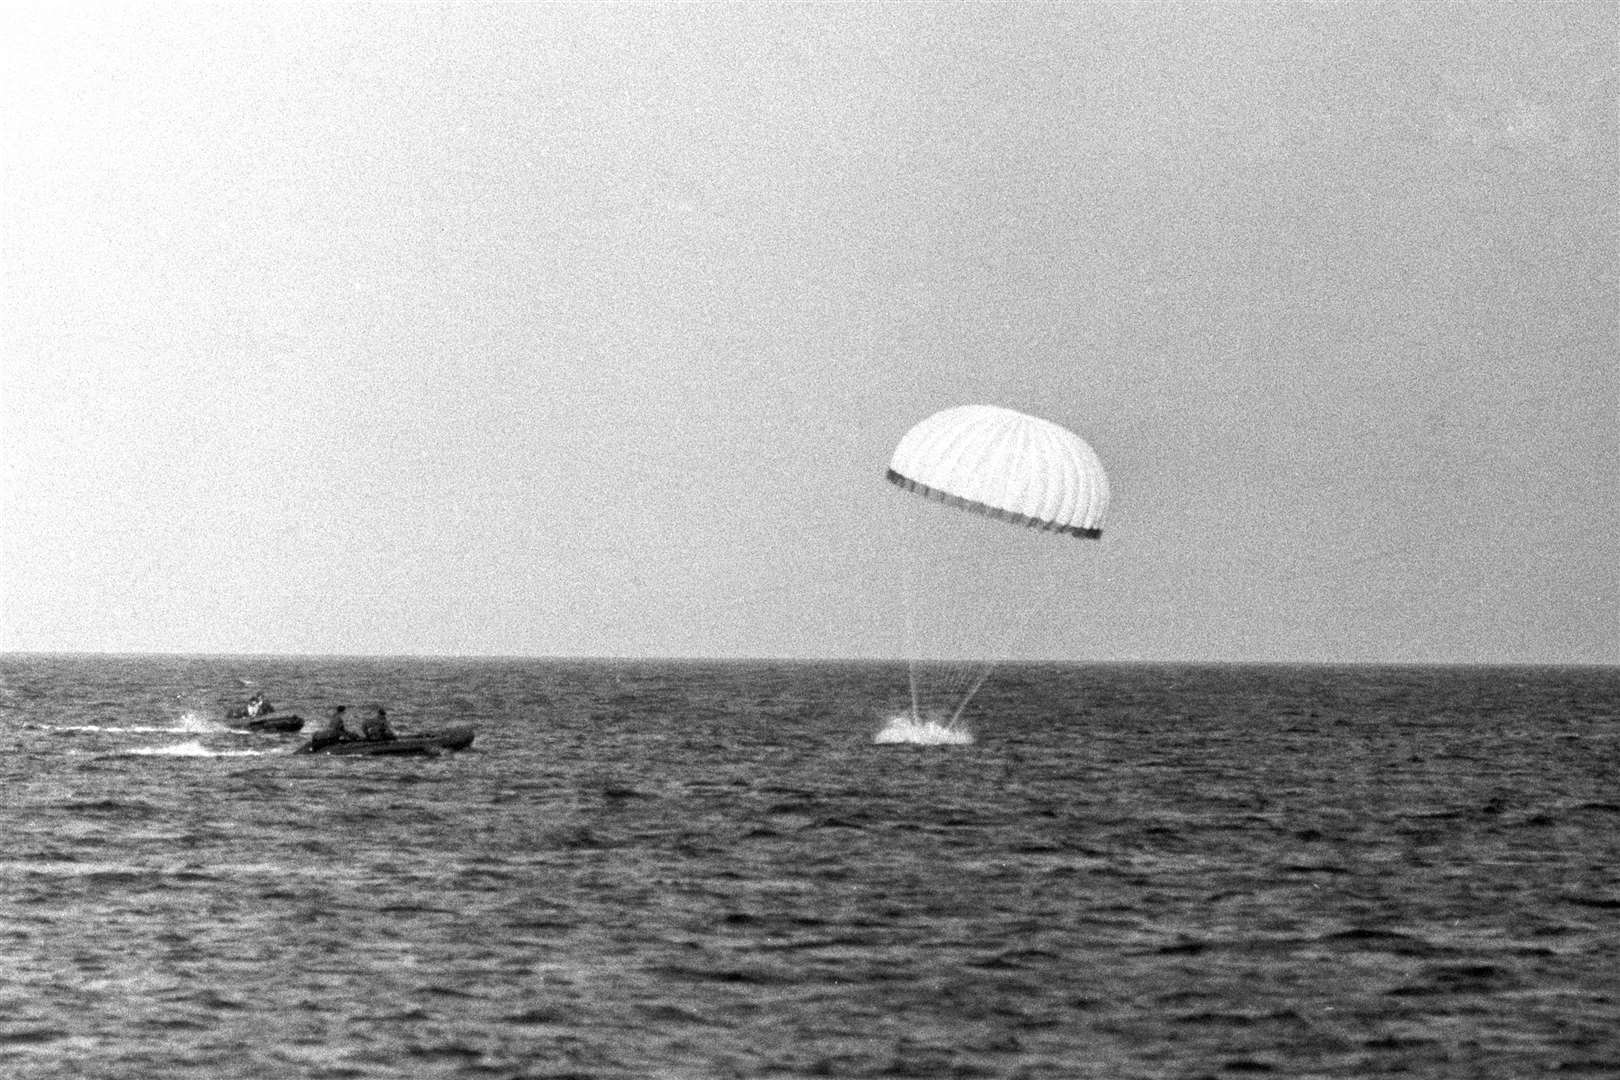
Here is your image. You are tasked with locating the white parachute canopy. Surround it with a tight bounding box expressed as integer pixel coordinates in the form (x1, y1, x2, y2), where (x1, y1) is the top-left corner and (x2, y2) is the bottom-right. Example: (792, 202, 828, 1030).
(886, 405, 1110, 538)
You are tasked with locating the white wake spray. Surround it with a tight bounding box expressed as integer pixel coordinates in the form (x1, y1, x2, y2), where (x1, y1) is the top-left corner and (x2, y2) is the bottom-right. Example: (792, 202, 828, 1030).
(127, 740, 272, 758)
(46, 710, 225, 735)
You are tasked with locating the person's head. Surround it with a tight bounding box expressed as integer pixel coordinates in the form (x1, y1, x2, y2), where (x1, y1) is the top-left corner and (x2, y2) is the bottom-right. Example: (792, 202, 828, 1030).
(374, 707, 387, 719)
(332, 705, 346, 715)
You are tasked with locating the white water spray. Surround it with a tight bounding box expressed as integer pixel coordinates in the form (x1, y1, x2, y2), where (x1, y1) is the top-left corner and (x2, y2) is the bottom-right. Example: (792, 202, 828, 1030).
(127, 740, 272, 758)
(46, 710, 226, 735)
(874, 712, 976, 746)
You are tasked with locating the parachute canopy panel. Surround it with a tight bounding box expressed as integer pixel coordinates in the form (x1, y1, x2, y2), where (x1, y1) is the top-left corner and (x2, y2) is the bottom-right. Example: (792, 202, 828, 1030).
(886, 405, 1110, 539)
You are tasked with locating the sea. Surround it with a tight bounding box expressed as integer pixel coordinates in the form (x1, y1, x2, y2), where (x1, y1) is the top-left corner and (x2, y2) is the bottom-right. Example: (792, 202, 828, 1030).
(0, 655, 1615, 1080)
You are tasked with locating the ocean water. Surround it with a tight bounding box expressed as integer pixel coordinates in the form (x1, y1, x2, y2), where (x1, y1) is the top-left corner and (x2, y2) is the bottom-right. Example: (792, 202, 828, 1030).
(0, 656, 1616, 1080)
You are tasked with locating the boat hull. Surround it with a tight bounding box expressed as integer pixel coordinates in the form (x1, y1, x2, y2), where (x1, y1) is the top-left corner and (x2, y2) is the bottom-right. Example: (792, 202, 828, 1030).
(296, 726, 476, 756)
(224, 711, 305, 734)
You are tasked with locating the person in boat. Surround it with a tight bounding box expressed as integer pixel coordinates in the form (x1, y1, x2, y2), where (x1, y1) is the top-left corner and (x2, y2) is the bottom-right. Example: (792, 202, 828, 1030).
(309, 705, 355, 750)
(361, 706, 396, 742)
(245, 693, 274, 718)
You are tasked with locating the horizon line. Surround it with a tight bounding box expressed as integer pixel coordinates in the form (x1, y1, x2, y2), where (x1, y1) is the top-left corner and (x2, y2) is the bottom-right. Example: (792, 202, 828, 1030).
(0, 649, 1614, 670)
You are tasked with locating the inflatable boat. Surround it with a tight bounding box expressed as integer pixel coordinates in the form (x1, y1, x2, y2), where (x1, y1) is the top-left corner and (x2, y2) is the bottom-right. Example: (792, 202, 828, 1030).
(224, 711, 305, 734)
(294, 725, 476, 757)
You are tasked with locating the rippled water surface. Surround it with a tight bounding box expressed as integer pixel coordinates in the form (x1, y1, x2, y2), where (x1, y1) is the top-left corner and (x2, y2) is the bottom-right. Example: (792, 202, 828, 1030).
(1, 656, 1616, 1079)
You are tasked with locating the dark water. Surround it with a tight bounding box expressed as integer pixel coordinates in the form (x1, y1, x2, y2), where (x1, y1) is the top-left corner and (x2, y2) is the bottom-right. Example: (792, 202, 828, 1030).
(1, 656, 1616, 1079)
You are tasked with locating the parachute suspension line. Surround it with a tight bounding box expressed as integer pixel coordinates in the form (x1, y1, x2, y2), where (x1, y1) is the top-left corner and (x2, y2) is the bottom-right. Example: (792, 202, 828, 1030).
(948, 664, 996, 727)
(941, 570, 1056, 727)
(903, 516, 922, 724)
(895, 485, 1064, 726)
(899, 503, 966, 720)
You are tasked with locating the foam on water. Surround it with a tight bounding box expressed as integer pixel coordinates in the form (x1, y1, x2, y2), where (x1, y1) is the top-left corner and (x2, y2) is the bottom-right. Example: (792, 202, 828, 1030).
(126, 740, 273, 758)
(48, 724, 200, 734)
(874, 713, 976, 745)
(44, 710, 225, 735)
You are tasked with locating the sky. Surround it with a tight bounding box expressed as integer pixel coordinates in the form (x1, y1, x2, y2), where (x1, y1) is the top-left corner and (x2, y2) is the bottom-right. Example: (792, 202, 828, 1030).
(1, 2, 1614, 664)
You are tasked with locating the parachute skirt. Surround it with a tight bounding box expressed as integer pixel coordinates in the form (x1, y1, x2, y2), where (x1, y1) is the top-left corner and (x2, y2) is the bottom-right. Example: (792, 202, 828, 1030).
(885, 469, 1103, 540)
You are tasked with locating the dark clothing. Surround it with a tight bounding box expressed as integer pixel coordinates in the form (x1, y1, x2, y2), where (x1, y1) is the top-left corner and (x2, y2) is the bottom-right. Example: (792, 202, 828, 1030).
(361, 710, 396, 742)
(310, 707, 353, 750)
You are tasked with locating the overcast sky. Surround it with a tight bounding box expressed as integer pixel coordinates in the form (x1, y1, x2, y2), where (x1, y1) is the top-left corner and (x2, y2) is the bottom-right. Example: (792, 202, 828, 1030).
(2, 3, 1614, 664)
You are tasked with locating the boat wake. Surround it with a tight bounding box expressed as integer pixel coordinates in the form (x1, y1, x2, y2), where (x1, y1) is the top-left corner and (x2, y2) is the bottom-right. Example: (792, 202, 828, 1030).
(874, 714, 975, 746)
(126, 740, 274, 758)
(42, 711, 226, 735)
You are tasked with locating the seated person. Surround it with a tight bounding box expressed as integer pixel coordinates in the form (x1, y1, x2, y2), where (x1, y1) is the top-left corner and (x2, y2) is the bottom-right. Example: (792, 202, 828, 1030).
(309, 705, 354, 750)
(245, 692, 275, 717)
(361, 706, 396, 742)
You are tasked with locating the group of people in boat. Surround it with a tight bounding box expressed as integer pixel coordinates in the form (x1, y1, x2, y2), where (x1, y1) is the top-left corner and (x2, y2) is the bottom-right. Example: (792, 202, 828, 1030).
(230, 692, 397, 749)
(309, 704, 395, 751)
(225, 692, 277, 720)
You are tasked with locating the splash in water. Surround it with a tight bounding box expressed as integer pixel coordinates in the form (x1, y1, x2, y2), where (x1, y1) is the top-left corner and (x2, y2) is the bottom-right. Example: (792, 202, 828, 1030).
(174, 710, 222, 732)
(874, 713, 975, 746)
